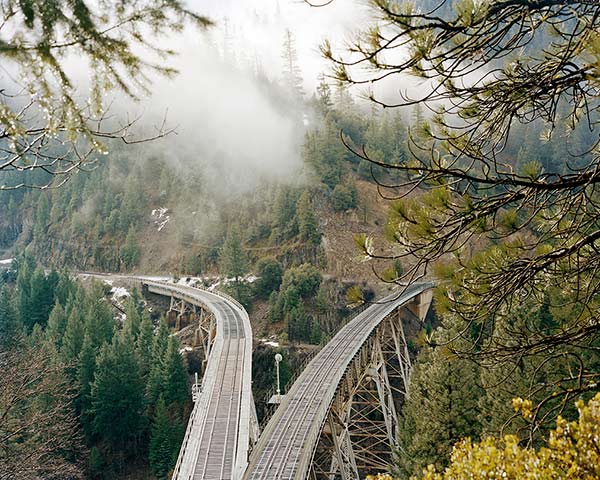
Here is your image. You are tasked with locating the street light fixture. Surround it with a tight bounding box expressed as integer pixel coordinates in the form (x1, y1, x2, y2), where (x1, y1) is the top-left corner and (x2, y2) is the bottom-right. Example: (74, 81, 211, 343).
(275, 353, 283, 399)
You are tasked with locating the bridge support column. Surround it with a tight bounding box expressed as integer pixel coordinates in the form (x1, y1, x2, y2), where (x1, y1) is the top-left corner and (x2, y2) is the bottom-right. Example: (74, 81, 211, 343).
(328, 415, 359, 480)
(370, 338, 399, 446)
(194, 309, 215, 366)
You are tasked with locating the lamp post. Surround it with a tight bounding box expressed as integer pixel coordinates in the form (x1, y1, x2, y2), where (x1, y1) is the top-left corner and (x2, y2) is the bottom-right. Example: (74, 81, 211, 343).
(275, 353, 283, 399)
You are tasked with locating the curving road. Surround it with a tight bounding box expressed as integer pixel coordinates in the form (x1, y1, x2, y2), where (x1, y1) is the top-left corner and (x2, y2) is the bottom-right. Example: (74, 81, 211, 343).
(242, 282, 433, 480)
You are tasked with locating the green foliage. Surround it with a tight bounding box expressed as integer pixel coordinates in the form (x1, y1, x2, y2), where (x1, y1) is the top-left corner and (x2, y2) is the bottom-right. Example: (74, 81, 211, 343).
(220, 227, 249, 280)
(272, 188, 300, 241)
(416, 393, 600, 480)
(46, 301, 68, 348)
(0, 286, 20, 349)
(332, 183, 358, 212)
(2, 269, 189, 477)
(331, 0, 600, 435)
(90, 332, 144, 449)
(297, 190, 321, 246)
(161, 337, 188, 408)
(16, 263, 57, 331)
(280, 264, 322, 298)
(61, 309, 85, 368)
(78, 334, 97, 435)
(149, 397, 180, 479)
(88, 447, 104, 479)
(121, 227, 140, 270)
(137, 310, 154, 377)
(84, 293, 115, 350)
(268, 264, 323, 344)
(396, 343, 483, 477)
(254, 257, 283, 298)
(124, 296, 141, 340)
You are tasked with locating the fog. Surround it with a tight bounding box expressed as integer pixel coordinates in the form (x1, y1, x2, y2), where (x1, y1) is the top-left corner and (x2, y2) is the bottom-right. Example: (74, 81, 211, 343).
(114, 0, 372, 194)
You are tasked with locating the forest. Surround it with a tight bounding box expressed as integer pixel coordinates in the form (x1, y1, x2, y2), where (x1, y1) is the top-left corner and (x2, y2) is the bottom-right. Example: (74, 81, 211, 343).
(1, 0, 600, 479)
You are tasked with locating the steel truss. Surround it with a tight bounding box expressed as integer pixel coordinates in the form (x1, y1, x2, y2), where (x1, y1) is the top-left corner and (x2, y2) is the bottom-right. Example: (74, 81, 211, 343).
(310, 292, 432, 480)
(168, 296, 217, 371)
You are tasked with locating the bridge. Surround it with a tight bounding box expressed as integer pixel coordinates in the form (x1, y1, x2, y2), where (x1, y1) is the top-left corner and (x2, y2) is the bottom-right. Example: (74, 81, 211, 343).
(136, 279, 259, 480)
(243, 282, 433, 480)
(85, 274, 432, 479)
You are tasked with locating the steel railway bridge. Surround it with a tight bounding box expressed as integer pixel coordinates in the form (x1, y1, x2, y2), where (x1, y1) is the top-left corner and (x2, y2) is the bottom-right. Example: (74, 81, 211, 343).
(137, 279, 260, 480)
(243, 282, 433, 480)
(91, 275, 432, 480)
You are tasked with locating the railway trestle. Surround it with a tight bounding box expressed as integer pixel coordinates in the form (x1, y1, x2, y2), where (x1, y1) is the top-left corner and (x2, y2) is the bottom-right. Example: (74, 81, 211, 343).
(243, 283, 433, 480)
(310, 301, 430, 479)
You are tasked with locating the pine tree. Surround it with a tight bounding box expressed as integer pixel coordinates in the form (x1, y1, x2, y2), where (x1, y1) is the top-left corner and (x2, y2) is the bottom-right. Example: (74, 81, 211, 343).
(61, 309, 85, 368)
(46, 301, 68, 348)
(146, 317, 169, 409)
(90, 331, 144, 449)
(162, 336, 188, 408)
(220, 227, 248, 281)
(33, 192, 51, 246)
(88, 447, 103, 479)
(297, 190, 321, 246)
(148, 396, 178, 479)
(54, 272, 76, 307)
(16, 259, 33, 331)
(316, 73, 332, 111)
(0, 286, 20, 349)
(137, 310, 154, 378)
(272, 188, 299, 240)
(395, 344, 484, 477)
(121, 226, 140, 270)
(26, 267, 55, 329)
(84, 296, 115, 349)
(154, 316, 169, 360)
(220, 227, 249, 300)
(281, 29, 304, 99)
(124, 296, 141, 340)
(254, 257, 283, 299)
(78, 334, 97, 435)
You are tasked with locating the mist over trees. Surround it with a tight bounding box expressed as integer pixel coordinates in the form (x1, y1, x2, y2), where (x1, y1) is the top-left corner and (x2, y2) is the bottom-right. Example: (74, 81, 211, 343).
(2, 0, 600, 478)
(0, 0, 210, 190)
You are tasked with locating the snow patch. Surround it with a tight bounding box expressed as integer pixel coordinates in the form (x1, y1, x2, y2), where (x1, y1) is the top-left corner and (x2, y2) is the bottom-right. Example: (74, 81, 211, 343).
(151, 207, 171, 232)
(110, 286, 130, 302)
(0, 258, 13, 266)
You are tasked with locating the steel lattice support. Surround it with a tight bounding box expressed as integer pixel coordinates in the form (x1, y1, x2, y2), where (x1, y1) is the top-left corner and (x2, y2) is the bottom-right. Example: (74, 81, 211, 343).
(310, 291, 432, 480)
(193, 307, 217, 366)
(168, 295, 217, 369)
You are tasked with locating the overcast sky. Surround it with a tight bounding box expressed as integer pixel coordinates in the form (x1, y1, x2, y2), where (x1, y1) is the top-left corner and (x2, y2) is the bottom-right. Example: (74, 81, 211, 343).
(185, 0, 370, 92)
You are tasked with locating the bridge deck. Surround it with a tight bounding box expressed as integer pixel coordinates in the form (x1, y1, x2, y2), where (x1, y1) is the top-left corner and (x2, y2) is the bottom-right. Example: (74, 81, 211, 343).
(141, 280, 254, 480)
(243, 283, 433, 480)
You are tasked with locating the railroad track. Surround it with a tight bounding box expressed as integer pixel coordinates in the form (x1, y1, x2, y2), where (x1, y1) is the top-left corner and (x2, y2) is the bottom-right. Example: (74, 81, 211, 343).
(80, 274, 255, 480)
(243, 282, 433, 480)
